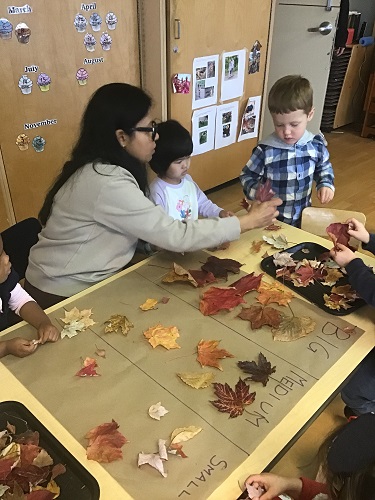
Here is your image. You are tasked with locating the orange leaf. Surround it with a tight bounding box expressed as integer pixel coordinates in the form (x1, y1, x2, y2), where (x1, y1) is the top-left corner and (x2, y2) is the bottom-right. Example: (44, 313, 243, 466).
(238, 305, 282, 330)
(196, 339, 234, 370)
(144, 323, 181, 349)
(85, 420, 127, 463)
(250, 240, 263, 254)
(257, 281, 293, 306)
(199, 287, 245, 316)
(140, 298, 158, 311)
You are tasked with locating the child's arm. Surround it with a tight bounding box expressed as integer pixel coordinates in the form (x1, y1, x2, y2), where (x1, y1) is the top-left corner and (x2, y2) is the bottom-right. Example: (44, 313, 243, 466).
(194, 180, 224, 218)
(239, 147, 266, 200)
(0, 338, 37, 358)
(10, 284, 59, 344)
(313, 138, 335, 204)
(149, 179, 168, 211)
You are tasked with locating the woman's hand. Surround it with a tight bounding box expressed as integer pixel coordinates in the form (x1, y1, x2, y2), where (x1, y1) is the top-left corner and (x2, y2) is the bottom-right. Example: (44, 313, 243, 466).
(239, 198, 282, 233)
(245, 473, 302, 500)
(346, 218, 370, 244)
(330, 242, 357, 267)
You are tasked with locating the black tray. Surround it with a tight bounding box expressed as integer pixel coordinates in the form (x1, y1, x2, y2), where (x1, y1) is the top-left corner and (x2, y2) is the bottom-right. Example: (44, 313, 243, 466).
(0, 401, 100, 499)
(260, 242, 367, 316)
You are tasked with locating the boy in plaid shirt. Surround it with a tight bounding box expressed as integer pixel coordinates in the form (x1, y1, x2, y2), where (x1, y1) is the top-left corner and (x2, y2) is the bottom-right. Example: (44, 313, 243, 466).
(240, 75, 334, 226)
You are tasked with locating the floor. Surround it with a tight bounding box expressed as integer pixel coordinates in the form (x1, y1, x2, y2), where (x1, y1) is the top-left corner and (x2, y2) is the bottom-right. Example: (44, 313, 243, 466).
(206, 126, 375, 480)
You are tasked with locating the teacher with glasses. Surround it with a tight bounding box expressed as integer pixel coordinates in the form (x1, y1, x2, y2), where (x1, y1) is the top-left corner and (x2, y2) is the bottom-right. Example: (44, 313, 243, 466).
(25, 83, 281, 308)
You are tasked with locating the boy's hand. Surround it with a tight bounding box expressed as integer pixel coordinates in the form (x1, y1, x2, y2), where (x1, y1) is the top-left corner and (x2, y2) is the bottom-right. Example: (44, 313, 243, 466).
(37, 322, 60, 344)
(219, 210, 235, 218)
(330, 242, 357, 267)
(6, 337, 37, 357)
(317, 186, 334, 204)
(346, 218, 370, 244)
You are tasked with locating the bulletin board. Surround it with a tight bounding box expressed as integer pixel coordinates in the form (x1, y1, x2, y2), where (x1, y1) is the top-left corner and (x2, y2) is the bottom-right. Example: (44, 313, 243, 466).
(0, 0, 140, 225)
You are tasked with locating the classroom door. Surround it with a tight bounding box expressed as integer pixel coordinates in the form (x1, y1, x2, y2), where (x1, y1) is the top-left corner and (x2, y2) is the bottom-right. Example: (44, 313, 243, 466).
(0, 0, 140, 223)
(166, 0, 273, 191)
(262, 0, 341, 137)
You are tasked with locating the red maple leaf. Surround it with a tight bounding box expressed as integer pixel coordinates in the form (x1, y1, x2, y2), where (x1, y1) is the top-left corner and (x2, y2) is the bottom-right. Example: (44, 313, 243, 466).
(255, 178, 275, 202)
(75, 357, 100, 377)
(326, 223, 356, 251)
(210, 378, 256, 418)
(199, 287, 245, 316)
(230, 272, 263, 296)
(240, 198, 250, 210)
(85, 420, 128, 463)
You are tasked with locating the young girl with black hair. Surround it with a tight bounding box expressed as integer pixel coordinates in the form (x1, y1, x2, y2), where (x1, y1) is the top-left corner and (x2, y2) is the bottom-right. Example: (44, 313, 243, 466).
(25, 84, 281, 308)
(149, 119, 232, 221)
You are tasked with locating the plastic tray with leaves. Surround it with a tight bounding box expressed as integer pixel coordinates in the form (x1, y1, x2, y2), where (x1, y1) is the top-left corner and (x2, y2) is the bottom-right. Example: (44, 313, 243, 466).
(260, 242, 367, 316)
(0, 400, 100, 499)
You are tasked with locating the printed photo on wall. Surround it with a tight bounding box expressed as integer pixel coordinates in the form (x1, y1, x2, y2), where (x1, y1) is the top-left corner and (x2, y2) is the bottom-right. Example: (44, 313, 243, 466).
(172, 73, 191, 94)
(192, 54, 219, 110)
(248, 40, 262, 74)
(191, 105, 217, 155)
(238, 95, 261, 142)
(220, 49, 246, 102)
(215, 101, 239, 150)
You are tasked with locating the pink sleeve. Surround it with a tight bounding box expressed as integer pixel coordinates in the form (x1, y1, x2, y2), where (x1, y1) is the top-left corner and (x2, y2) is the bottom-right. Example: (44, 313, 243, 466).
(9, 283, 35, 316)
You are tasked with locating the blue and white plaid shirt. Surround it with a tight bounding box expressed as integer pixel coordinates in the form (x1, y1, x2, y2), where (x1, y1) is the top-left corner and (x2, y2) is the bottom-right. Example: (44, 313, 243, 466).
(240, 131, 334, 226)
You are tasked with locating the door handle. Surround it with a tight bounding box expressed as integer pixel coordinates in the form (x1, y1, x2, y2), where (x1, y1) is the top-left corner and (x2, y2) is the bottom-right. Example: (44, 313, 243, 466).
(174, 19, 181, 39)
(307, 21, 333, 35)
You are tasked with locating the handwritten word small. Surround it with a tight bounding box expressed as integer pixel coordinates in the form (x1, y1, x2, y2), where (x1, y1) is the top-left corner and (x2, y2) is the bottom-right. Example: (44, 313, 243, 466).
(178, 455, 227, 497)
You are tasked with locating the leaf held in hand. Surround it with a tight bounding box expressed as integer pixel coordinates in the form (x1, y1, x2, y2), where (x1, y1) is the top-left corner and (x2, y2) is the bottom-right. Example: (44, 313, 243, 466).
(177, 372, 215, 389)
(255, 178, 275, 202)
(238, 353, 276, 386)
(196, 339, 234, 370)
(104, 314, 134, 335)
(326, 223, 356, 251)
(210, 378, 256, 418)
(144, 323, 181, 349)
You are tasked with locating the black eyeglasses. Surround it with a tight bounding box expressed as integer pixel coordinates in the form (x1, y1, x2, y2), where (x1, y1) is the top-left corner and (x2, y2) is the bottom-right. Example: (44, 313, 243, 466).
(130, 121, 158, 141)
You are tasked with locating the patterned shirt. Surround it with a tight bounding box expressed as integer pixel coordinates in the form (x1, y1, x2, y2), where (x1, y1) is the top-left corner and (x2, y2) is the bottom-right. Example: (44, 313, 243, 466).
(240, 131, 334, 226)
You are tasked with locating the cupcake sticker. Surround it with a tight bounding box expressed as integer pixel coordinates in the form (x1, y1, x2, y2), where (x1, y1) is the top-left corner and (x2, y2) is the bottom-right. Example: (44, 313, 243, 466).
(16, 134, 30, 151)
(74, 13, 87, 33)
(32, 136, 46, 153)
(37, 73, 51, 92)
(89, 12, 102, 32)
(0, 18, 13, 40)
(84, 33, 96, 52)
(15, 22, 31, 44)
(105, 12, 117, 31)
(18, 75, 33, 95)
(100, 32, 112, 51)
(76, 68, 88, 86)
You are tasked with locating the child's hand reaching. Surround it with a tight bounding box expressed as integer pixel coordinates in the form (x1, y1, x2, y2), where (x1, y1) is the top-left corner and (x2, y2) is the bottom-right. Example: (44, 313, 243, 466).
(219, 210, 235, 218)
(317, 186, 334, 204)
(330, 242, 357, 267)
(245, 473, 302, 500)
(37, 321, 60, 344)
(4, 338, 38, 358)
(346, 218, 370, 244)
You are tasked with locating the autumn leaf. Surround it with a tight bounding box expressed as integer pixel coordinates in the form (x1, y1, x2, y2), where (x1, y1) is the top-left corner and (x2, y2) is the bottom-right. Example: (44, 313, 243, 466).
(263, 234, 289, 250)
(324, 293, 352, 311)
(138, 442, 168, 478)
(199, 287, 245, 316)
(255, 178, 275, 202)
(140, 298, 158, 311)
(177, 372, 215, 389)
(210, 378, 256, 418)
(273, 252, 296, 268)
(144, 323, 181, 349)
(60, 307, 96, 339)
(264, 223, 281, 231)
(75, 357, 100, 377)
(32, 449, 53, 467)
(32, 480, 60, 498)
(238, 353, 276, 386)
(201, 256, 243, 280)
(250, 240, 264, 254)
(162, 263, 199, 287)
(231, 273, 263, 296)
(95, 345, 106, 358)
(160, 296, 170, 304)
(168, 443, 188, 458)
(240, 198, 250, 210)
(257, 281, 294, 306)
(332, 284, 359, 300)
(104, 314, 134, 335)
(148, 402, 169, 420)
(326, 223, 356, 251)
(188, 269, 217, 287)
(238, 305, 282, 330)
(320, 267, 343, 286)
(196, 339, 234, 370)
(271, 315, 316, 341)
(170, 426, 202, 444)
(86, 420, 127, 463)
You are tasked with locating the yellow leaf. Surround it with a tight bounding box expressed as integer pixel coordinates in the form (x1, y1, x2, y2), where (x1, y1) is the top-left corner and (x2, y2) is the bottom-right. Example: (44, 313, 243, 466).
(144, 323, 180, 349)
(104, 314, 134, 335)
(162, 263, 198, 287)
(272, 315, 316, 341)
(170, 426, 202, 444)
(140, 298, 158, 311)
(60, 307, 96, 328)
(177, 372, 215, 389)
(33, 479, 60, 498)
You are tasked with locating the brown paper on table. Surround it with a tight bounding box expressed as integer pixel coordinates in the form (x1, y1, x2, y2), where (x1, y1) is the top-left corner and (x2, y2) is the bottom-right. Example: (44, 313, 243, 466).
(1, 251, 363, 499)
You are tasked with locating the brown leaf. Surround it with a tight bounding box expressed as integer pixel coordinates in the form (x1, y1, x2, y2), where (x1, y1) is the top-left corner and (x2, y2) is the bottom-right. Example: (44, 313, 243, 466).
(321, 268, 343, 286)
(210, 378, 256, 418)
(188, 269, 217, 287)
(231, 273, 263, 296)
(324, 293, 353, 311)
(250, 240, 264, 254)
(255, 178, 274, 202)
(139, 299, 158, 311)
(271, 315, 316, 341)
(196, 339, 234, 370)
(160, 296, 170, 304)
(85, 420, 127, 463)
(199, 287, 245, 316)
(264, 223, 281, 231)
(257, 281, 294, 306)
(237, 353, 276, 386)
(95, 345, 106, 358)
(238, 305, 282, 330)
(326, 223, 356, 251)
(104, 314, 134, 335)
(162, 263, 198, 287)
(201, 256, 243, 280)
(144, 323, 181, 349)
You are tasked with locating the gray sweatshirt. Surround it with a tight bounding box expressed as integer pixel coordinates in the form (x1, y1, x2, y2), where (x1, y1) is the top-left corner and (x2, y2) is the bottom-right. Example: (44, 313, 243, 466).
(26, 163, 240, 296)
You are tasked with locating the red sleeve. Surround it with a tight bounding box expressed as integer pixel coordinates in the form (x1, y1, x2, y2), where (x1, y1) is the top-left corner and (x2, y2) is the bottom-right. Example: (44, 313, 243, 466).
(299, 477, 328, 499)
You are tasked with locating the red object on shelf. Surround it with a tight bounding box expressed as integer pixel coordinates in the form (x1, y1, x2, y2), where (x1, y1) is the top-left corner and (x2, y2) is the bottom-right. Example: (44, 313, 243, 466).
(346, 28, 354, 45)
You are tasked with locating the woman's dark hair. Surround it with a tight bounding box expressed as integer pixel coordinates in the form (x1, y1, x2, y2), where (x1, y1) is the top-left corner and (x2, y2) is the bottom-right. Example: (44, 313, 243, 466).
(39, 83, 152, 225)
(149, 119, 193, 176)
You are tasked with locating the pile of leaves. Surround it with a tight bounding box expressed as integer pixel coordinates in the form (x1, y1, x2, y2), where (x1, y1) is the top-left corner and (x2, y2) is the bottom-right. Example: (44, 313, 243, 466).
(60, 307, 96, 339)
(0, 422, 66, 499)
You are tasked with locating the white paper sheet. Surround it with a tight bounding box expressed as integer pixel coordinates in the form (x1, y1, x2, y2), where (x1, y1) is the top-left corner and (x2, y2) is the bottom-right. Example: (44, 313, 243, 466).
(191, 106, 217, 156)
(192, 55, 219, 110)
(220, 49, 246, 102)
(214, 101, 239, 149)
(238, 95, 261, 141)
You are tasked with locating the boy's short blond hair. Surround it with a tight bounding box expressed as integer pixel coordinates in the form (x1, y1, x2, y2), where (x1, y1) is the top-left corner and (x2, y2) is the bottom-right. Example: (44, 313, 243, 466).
(268, 75, 313, 115)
